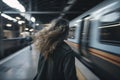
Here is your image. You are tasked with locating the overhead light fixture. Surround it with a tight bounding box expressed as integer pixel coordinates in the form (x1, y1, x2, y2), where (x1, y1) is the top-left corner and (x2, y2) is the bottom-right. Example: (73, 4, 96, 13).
(18, 20, 25, 25)
(6, 24, 12, 27)
(2, 0, 35, 23)
(2, 0, 25, 12)
(16, 17, 21, 20)
(31, 17, 36, 22)
(25, 28, 29, 30)
(1, 13, 17, 22)
(29, 29, 34, 32)
(2, 0, 36, 23)
(35, 23, 39, 26)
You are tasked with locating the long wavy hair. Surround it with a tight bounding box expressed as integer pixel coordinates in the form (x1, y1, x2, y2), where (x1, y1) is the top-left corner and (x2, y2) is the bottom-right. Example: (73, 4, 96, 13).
(34, 18, 69, 58)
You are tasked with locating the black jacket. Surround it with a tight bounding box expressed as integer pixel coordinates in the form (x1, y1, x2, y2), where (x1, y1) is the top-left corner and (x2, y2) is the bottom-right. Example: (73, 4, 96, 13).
(34, 42, 78, 80)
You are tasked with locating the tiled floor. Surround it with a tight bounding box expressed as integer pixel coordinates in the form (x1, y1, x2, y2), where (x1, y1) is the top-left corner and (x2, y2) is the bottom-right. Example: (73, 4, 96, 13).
(0, 45, 39, 80)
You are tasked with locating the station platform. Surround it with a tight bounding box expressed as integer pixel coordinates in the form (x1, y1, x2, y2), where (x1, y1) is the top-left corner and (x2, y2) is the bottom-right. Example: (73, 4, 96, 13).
(0, 44, 100, 80)
(0, 45, 39, 80)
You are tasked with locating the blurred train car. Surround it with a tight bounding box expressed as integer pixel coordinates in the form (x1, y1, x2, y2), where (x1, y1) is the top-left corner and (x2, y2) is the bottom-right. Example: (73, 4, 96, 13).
(66, 0, 120, 80)
(1, 37, 31, 59)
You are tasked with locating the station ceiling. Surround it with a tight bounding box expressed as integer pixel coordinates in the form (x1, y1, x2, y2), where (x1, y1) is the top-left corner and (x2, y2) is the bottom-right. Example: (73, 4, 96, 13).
(0, 0, 104, 24)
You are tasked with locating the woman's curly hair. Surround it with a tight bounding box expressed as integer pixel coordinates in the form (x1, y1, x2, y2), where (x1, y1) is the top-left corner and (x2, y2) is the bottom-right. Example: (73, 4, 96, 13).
(34, 18, 69, 58)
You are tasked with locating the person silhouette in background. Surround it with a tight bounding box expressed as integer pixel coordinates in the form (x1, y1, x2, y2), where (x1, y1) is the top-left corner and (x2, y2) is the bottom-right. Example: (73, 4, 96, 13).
(25, 36, 33, 50)
(34, 18, 78, 80)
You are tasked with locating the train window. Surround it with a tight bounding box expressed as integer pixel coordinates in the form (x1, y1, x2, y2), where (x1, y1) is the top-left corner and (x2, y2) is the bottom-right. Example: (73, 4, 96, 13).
(99, 10, 120, 45)
(68, 26, 76, 39)
(100, 11, 120, 26)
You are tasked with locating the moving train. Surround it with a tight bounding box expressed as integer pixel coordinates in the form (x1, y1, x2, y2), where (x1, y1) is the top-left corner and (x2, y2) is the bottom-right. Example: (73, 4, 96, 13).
(66, 0, 120, 80)
(0, 37, 32, 59)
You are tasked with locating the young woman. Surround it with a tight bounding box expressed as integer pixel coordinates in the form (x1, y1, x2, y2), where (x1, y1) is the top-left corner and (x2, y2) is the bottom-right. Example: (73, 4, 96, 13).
(34, 18, 78, 80)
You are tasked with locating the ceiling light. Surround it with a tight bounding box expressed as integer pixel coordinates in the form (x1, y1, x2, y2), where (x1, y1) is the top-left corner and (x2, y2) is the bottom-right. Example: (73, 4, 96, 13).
(35, 23, 39, 26)
(1, 13, 17, 22)
(18, 20, 25, 25)
(6, 24, 12, 27)
(25, 28, 29, 30)
(2, 0, 34, 22)
(29, 29, 34, 32)
(31, 17, 36, 22)
(2, 0, 25, 12)
(16, 17, 21, 20)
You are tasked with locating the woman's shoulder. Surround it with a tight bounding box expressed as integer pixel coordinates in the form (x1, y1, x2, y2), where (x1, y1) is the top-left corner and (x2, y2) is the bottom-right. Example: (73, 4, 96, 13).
(59, 42, 73, 55)
(61, 42, 71, 51)
(53, 42, 76, 62)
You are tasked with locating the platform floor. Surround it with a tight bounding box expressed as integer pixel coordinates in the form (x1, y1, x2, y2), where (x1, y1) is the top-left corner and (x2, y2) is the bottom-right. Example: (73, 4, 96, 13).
(0, 44, 100, 80)
(0, 45, 39, 80)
